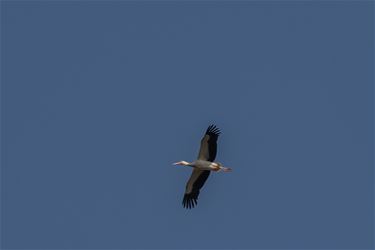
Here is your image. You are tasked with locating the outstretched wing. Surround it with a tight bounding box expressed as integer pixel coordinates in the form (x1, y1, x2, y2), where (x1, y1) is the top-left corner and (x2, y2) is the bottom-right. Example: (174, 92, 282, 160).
(182, 169, 210, 209)
(197, 124, 221, 162)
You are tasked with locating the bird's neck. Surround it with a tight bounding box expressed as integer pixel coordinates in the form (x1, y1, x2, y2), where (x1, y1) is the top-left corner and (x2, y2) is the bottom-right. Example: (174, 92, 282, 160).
(181, 161, 193, 166)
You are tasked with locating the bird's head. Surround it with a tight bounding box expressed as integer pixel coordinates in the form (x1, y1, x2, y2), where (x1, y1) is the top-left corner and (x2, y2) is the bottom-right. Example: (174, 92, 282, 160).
(172, 161, 190, 166)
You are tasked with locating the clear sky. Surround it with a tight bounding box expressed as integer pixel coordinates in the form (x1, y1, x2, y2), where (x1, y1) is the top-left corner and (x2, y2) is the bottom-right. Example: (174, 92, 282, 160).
(1, 1, 373, 249)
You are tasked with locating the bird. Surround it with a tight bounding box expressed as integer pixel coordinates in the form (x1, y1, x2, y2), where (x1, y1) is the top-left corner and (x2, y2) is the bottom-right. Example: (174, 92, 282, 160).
(173, 124, 231, 209)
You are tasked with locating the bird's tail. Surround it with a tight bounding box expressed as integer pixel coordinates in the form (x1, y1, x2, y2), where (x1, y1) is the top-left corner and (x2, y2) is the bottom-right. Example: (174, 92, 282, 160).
(221, 167, 232, 172)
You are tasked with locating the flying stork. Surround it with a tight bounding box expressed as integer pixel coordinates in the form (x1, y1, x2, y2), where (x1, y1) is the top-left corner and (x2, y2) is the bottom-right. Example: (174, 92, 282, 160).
(173, 125, 231, 209)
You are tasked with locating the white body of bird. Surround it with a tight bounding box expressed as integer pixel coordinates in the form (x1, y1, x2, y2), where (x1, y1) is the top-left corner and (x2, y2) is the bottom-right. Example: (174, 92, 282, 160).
(173, 160, 231, 172)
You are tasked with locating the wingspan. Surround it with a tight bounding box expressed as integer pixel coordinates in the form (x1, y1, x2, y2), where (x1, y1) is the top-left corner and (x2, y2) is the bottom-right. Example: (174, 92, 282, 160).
(197, 124, 221, 162)
(182, 169, 210, 209)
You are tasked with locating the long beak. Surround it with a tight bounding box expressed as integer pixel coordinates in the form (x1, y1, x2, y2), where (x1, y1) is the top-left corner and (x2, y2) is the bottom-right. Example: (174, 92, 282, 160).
(172, 162, 179, 165)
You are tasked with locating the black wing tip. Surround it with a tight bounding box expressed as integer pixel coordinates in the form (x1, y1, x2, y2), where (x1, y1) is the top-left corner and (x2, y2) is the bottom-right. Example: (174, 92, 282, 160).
(182, 195, 198, 209)
(206, 124, 221, 136)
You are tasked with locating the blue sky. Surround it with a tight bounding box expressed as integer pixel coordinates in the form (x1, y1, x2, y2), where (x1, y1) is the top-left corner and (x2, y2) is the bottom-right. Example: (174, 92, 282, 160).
(1, 1, 373, 249)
